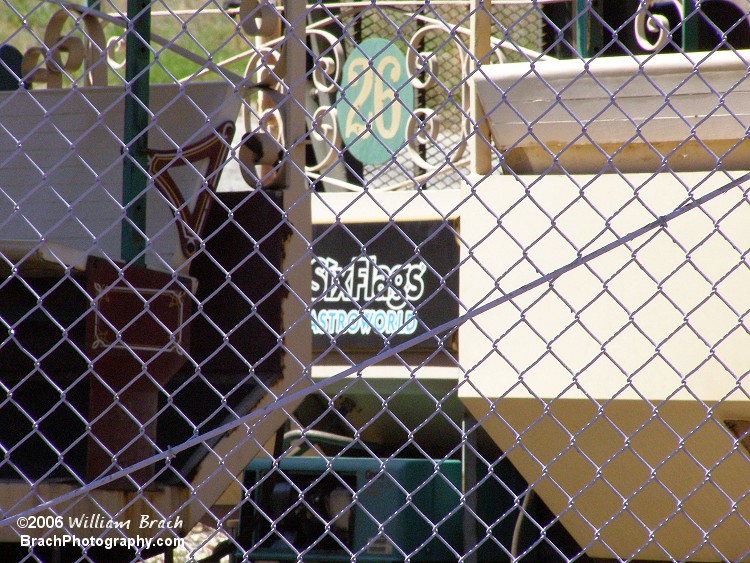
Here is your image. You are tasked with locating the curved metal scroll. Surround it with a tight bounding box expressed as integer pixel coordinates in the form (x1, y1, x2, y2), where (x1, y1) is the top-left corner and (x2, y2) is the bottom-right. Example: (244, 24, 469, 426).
(634, 0, 683, 52)
(21, 8, 107, 88)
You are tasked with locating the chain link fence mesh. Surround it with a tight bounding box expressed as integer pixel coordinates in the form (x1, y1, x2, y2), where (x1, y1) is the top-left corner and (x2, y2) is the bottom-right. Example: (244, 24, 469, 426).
(1, 0, 750, 561)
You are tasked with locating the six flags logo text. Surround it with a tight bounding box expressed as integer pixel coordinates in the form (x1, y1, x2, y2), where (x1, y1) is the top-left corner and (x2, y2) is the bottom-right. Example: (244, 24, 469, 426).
(311, 256, 427, 337)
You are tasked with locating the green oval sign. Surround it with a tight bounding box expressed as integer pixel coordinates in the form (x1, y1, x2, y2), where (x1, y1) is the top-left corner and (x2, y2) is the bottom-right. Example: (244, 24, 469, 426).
(337, 38, 414, 166)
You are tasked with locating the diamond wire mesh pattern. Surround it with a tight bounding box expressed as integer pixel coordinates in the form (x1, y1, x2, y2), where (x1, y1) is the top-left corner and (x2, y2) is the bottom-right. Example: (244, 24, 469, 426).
(1, 0, 750, 562)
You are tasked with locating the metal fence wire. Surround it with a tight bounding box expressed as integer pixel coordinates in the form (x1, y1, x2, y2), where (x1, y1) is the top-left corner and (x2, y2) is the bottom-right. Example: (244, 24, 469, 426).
(2, 0, 750, 561)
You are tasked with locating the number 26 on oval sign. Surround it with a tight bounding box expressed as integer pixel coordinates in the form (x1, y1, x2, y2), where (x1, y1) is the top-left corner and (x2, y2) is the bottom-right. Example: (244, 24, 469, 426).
(337, 38, 414, 166)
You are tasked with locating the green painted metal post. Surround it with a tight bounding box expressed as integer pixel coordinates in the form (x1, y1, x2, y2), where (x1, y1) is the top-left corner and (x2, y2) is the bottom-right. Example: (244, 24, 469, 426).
(575, 0, 602, 58)
(121, 0, 151, 266)
(681, 0, 699, 51)
(575, 0, 590, 57)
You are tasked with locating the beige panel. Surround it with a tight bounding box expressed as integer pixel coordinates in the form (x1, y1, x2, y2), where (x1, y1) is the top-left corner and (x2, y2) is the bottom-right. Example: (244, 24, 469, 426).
(459, 172, 750, 561)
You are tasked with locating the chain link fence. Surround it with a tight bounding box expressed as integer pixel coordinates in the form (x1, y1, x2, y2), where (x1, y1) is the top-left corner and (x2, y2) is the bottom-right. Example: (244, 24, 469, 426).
(1, 0, 750, 561)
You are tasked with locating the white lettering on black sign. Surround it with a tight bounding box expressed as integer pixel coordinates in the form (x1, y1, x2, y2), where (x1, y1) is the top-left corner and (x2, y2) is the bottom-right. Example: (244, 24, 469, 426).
(311, 256, 425, 337)
(312, 256, 426, 310)
(311, 221, 459, 351)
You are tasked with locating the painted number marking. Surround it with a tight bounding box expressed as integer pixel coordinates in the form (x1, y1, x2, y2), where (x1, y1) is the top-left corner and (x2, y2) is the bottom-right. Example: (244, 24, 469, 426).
(337, 39, 413, 165)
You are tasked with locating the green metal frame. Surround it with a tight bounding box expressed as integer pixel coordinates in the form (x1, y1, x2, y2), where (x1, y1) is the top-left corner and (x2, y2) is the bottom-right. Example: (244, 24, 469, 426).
(242, 457, 463, 563)
(574, 0, 603, 58)
(575, 0, 591, 57)
(681, 0, 699, 51)
(121, 0, 151, 266)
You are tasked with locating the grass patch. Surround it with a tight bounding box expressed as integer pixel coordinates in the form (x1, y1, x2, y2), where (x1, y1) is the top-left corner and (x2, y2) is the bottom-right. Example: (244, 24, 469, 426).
(1, 1, 60, 52)
(147, 1, 251, 83)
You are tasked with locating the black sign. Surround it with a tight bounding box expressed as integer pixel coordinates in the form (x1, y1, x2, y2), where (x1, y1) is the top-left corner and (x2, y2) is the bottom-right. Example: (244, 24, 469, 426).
(312, 220, 459, 352)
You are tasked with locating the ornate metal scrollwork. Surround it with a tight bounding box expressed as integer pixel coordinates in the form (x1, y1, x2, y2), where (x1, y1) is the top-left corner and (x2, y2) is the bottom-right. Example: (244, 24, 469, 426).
(240, 44, 285, 188)
(405, 107, 442, 171)
(105, 35, 126, 73)
(239, 22, 346, 187)
(21, 8, 107, 88)
(308, 29, 344, 95)
(404, 23, 472, 171)
(307, 106, 342, 174)
(237, 6, 514, 188)
(305, 29, 345, 175)
(634, 0, 683, 52)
